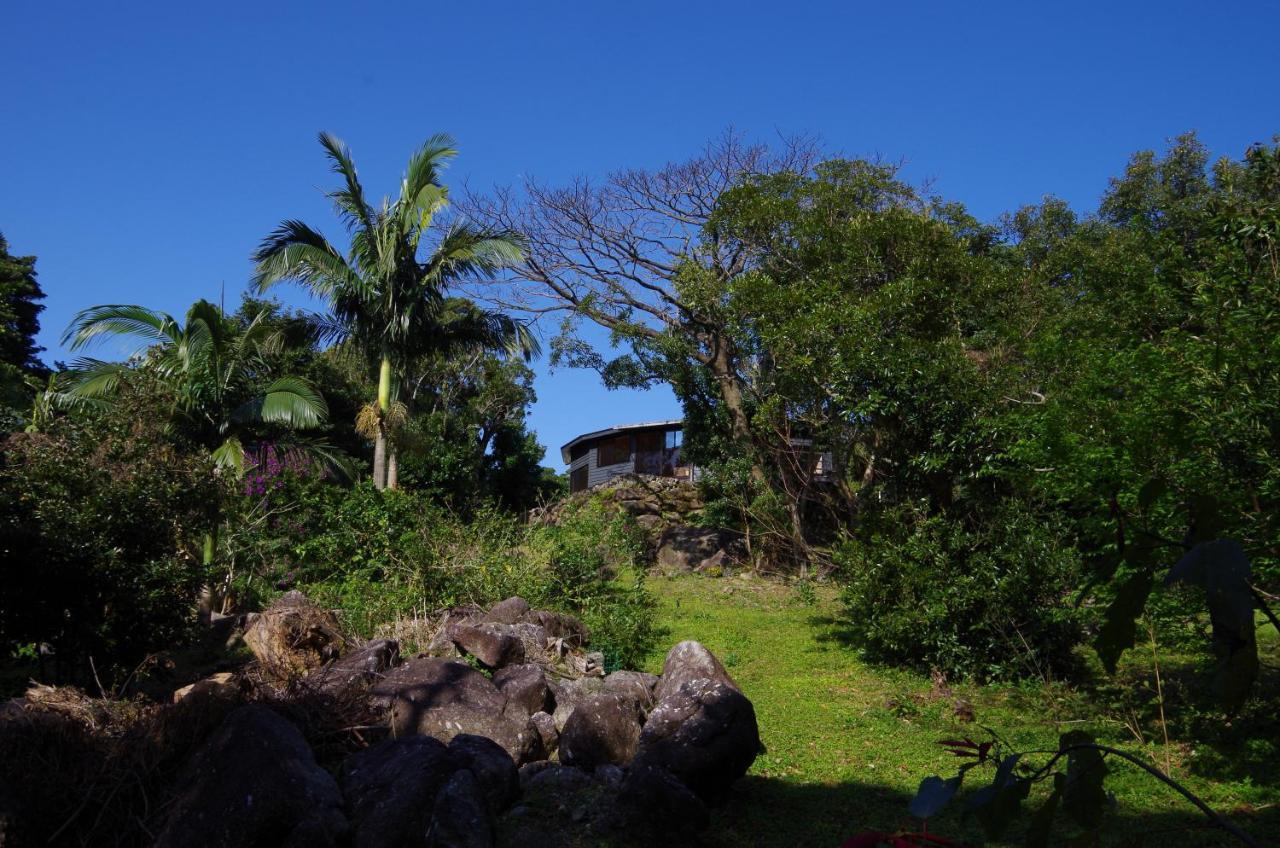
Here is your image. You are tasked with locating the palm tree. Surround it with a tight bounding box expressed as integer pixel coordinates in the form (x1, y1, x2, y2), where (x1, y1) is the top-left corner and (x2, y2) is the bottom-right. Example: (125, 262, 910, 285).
(60, 298, 330, 574)
(252, 132, 536, 489)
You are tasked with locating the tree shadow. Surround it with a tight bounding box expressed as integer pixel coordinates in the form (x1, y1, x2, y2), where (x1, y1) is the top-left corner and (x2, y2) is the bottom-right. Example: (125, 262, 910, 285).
(690, 773, 1278, 848)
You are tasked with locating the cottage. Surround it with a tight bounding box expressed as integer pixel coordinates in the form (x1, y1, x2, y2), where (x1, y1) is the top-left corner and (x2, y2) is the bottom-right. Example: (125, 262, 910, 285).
(560, 420, 694, 493)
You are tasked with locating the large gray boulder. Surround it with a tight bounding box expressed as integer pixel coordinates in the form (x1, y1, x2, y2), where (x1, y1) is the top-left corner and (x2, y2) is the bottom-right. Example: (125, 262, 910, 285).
(340, 735, 455, 848)
(448, 624, 525, 669)
(491, 663, 550, 716)
(372, 658, 536, 763)
(446, 734, 519, 816)
(484, 596, 531, 625)
(653, 639, 738, 703)
(655, 526, 742, 574)
(547, 675, 607, 732)
(427, 768, 493, 848)
(154, 705, 348, 847)
(615, 762, 709, 835)
(602, 670, 660, 712)
(633, 676, 759, 804)
(558, 693, 644, 769)
(303, 639, 399, 698)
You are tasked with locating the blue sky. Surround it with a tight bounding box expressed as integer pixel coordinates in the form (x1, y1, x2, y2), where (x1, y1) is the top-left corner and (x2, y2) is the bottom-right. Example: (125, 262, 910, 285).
(4, 0, 1278, 466)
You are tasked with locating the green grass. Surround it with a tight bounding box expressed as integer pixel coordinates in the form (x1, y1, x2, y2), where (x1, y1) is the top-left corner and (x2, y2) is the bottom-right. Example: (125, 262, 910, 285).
(640, 573, 1279, 847)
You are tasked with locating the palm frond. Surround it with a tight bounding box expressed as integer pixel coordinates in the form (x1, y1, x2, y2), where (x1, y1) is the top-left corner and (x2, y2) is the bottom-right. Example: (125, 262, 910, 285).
(318, 131, 376, 234)
(231, 376, 327, 429)
(424, 222, 526, 284)
(211, 435, 246, 476)
(60, 358, 135, 399)
(252, 220, 367, 298)
(62, 304, 178, 353)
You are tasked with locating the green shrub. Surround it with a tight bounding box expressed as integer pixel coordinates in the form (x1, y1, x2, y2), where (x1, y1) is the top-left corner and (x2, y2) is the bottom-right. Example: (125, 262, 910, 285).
(835, 501, 1083, 681)
(0, 393, 219, 688)
(226, 481, 660, 669)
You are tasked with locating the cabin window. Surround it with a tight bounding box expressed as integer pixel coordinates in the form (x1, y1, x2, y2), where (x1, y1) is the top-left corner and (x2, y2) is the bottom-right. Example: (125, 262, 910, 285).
(597, 434, 631, 466)
(569, 442, 589, 461)
(569, 465, 589, 493)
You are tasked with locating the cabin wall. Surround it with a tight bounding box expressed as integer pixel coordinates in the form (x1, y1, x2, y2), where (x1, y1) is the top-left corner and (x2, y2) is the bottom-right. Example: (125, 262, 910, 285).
(589, 443, 634, 487)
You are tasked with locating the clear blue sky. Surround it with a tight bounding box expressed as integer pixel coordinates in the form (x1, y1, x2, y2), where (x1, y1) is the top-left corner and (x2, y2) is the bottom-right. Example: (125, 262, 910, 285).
(4, 1, 1277, 466)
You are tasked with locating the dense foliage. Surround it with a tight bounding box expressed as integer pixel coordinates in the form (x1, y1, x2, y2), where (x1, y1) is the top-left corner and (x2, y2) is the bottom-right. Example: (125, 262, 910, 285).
(0, 383, 219, 684)
(0, 232, 48, 424)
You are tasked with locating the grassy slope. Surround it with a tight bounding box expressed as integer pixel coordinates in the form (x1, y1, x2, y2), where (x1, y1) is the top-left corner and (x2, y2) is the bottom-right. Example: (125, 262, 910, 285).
(641, 573, 1278, 847)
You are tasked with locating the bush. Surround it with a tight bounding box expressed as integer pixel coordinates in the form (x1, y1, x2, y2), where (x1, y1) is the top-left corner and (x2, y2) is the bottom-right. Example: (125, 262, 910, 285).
(0, 393, 219, 688)
(225, 479, 660, 670)
(835, 501, 1083, 681)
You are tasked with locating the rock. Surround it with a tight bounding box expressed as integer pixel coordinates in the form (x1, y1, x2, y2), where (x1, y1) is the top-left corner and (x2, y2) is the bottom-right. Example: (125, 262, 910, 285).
(528, 711, 558, 758)
(615, 763, 709, 834)
(521, 763, 595, 795)
(633, 677, 760, 804)
(521, 610, 587, 650)
(653, 639, 739, 703)
(484, 596, 531, 625)
(548, 676, 607, 732)
(374, 658, 536, 763)
(492, 664, 550, 716)
(602, 670, 659, 712)
(595, 764, 625, 790)
(558, 694, 644, 769)
(340, 735, 455, 848)
(449, 623, 525, 669)
(154, 705, 348, 847)
(303, 639, 400, 697)
(655, 526, 741, 574)
(426, 768, 493, 848)
(243, 591, 345, 680)
(447, 734, 519, 815)
(171, 671, 238, 704)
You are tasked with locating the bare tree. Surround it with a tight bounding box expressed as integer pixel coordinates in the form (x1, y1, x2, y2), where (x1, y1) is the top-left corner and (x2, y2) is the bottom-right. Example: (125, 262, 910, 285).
(461, 131, 829, 564)
(463, 131, 821, 484)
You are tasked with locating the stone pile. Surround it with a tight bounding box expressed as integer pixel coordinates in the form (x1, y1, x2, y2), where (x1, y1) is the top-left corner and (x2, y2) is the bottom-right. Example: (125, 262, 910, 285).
(0, 591, 762, 847)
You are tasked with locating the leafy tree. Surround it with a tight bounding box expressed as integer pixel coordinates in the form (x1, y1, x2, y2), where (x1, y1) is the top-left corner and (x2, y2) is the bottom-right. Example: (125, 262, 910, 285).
(57, 298, 329, 598)
(1007, 134, 1280, 708)
(0, 232, 49, 421)
(253, 132, 536, 489)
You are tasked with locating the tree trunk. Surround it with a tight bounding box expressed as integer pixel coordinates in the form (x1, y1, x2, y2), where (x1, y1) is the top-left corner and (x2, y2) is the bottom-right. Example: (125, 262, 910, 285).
(372, 353, 393, 490)
(709, 340, 769, 489)
(372, 426, 387, 490)
(387, 447, 399, 490)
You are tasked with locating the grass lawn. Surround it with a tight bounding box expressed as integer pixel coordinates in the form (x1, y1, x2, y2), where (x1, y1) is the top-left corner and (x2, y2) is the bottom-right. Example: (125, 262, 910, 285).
(640, 573, 1278, 847)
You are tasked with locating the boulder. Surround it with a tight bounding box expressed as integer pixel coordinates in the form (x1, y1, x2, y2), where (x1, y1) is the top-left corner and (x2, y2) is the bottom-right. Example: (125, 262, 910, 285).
(528, 711, 559, 758)
(558, 694, 644, 769)
(426, 768, 493, 848)
(615, 763, 709, 835)
(655, 526, 741, 574)
(154, 705, 348, 847)
(484, 596, 531, 625)
(243, 591, 345, 680)
(449, 623, 525, 669)
(447, 734, 519, 815)
(548, 676, 607, 732)
(303, 639, 399, 697)
(602, 670, 659, 712)
(171, 671, 239, 704)
(340, 735, 455, 848)
(633, 677, 760, 804)
(492, 664, 550, 716)
(653, 640, 739, 703)
(373, 658, 536, 763)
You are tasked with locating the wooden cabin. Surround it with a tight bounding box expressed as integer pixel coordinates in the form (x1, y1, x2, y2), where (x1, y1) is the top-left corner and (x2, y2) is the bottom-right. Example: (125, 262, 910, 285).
(560, 420, 695, 494)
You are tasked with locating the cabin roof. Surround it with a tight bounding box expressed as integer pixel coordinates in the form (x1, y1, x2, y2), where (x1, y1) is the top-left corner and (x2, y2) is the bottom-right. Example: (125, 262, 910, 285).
(560, 419, 683, 464)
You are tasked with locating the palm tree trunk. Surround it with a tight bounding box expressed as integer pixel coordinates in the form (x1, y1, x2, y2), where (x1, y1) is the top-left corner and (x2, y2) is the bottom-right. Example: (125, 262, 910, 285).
(373, 353, 393, 489)
(373, 426, 388, 489)
(387, 447, 399, 490)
